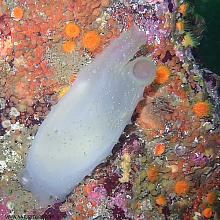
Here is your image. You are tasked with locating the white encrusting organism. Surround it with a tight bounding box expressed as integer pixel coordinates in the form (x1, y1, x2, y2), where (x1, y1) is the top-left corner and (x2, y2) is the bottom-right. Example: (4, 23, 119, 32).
(21, 26, 156, 206)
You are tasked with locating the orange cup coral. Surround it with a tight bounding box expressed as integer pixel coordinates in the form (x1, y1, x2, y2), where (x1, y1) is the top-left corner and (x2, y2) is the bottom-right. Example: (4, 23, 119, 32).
(202, 208, 213, 219)
(176, 21, 184, 32)
(83, 31, 101, 51)
(63, 41, 76, 53)
(155, 195, 167, 206)
(154, 143, 166, 156)
(155, 65, 171, 84)
(65, 23, 80, 38)
(178, 3, 188, 16)
(206, 192, 216, 205)
(12, 7, 24, 20)
(175, 180, 189, 196)
(193, 101, 210, 118)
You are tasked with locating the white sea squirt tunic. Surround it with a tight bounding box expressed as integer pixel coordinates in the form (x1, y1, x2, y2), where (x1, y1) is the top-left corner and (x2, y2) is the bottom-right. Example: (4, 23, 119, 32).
(21, 25, 156, 206)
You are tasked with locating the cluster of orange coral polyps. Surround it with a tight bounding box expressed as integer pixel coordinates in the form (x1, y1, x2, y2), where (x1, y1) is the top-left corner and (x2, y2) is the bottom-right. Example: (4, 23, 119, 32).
(83, 31, 101, 51)
(64, 22, 101, 53)
(193, 101, 210, 118)
(155, 65, 171, 84)
(10, 1, 71, 98)
(175, 180, 189, 196)
(63, 23, 80, 54)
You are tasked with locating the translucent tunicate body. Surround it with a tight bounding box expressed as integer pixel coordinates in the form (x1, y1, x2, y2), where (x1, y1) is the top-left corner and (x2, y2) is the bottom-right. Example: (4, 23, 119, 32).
(21, 26, 156, 206)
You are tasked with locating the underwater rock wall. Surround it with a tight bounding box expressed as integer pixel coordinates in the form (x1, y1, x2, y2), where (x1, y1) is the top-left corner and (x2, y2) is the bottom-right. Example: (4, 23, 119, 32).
(0, 0, 219, 219)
